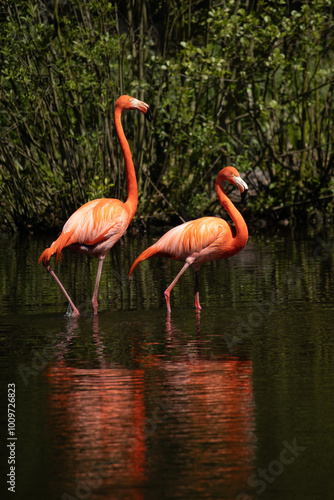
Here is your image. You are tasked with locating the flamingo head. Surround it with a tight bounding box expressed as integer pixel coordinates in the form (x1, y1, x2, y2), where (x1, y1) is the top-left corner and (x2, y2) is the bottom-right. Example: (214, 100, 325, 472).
(218, 166, 248, 202)
(115, 95, 152, 121)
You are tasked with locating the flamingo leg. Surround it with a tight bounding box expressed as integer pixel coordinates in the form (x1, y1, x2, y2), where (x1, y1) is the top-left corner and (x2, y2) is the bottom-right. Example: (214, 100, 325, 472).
(43, 262, 80, 317)
(194, 268, 202, 310)
(164, 262, 190, 314)
(92, 256, 105, 315)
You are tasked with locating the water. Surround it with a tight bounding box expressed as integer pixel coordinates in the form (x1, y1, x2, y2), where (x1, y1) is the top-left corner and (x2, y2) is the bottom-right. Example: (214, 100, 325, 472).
(1, 227, 334, 499)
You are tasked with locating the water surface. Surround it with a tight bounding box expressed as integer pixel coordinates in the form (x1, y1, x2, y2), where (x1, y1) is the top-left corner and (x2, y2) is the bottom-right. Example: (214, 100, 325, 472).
(1, 227, 334, 499)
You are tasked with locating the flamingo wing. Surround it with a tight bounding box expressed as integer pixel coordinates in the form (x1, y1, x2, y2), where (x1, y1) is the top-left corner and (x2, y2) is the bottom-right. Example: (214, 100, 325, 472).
(39, 199, 130, 263)
(155, 217, 233, 260)
(128, 217, 233, 279)
(63, 198, 129, 246)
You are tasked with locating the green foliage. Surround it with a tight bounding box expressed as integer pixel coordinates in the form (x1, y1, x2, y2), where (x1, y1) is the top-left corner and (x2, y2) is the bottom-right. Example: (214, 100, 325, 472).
(1, 0, 334, 231)
(0, 0, 132, 230)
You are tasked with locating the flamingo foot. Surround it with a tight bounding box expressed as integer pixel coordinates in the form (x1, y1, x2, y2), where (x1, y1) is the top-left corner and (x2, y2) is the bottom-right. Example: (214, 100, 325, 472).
(194, 291, 202, 310)
(65, 303, 80, 318)
(164, 290, 172, 315)
(92, 298, 99, 315)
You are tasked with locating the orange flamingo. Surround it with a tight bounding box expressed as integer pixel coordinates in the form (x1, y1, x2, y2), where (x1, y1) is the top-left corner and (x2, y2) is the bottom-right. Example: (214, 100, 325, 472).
(39, 95, 151, 316)
(129, 167, 248, 314)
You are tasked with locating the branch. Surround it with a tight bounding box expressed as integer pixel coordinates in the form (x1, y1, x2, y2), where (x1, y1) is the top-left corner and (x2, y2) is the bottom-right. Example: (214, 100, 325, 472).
(142, 167, 186, 223)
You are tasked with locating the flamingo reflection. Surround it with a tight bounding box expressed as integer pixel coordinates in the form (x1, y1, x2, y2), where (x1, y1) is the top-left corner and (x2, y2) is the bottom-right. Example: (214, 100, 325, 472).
(45, 329, 146, 498)
(44, 316, 255, 498)
(162, 316, 256, 495)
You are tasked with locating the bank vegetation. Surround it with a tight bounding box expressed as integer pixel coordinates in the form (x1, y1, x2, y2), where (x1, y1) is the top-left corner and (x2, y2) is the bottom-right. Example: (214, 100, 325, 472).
(1, 0, 333, 232)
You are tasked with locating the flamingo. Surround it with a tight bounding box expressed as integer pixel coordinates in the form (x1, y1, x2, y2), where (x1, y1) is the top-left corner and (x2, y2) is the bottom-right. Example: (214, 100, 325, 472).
(128, 166, 248, 314)
(39, 95, 152, 316)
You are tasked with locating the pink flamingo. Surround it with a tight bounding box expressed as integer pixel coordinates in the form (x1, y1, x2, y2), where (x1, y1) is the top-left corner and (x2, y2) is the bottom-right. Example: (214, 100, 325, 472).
(39, 95, 151, 316)
(129, 167, 248, 314)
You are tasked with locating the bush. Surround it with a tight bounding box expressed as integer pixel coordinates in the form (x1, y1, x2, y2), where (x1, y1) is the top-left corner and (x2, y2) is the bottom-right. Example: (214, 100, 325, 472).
(1, 0, 334, 231)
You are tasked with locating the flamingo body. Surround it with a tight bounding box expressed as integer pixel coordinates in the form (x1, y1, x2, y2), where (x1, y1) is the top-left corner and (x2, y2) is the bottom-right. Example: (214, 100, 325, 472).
(39, 198, 131, 261)
(39, 95, 151, 316)
(129, 167, 248, 314)
(136, 216, 240, 264)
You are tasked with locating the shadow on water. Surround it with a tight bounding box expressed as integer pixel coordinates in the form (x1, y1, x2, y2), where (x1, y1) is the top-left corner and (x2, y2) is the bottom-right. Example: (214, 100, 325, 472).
(1, 226, 334, 499)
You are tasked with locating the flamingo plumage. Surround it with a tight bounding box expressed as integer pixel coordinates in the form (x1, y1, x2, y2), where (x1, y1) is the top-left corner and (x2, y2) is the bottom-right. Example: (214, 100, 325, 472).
(128, 166, 248, 314)
(39, 95, 151, 316)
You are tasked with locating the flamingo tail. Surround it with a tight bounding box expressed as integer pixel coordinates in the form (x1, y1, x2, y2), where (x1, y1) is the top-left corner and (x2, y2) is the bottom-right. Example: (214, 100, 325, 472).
(128, 245, 159, 278)
(38, 231, 74, 264)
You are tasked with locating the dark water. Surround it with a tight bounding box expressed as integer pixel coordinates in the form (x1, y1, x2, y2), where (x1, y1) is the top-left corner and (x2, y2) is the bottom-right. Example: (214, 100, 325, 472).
(1, 227, 334, 500)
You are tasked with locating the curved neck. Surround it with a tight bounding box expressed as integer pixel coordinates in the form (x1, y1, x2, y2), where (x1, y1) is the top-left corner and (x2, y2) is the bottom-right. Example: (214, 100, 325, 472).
(114, 106, 138, 220)
(215, 181, 248, 251)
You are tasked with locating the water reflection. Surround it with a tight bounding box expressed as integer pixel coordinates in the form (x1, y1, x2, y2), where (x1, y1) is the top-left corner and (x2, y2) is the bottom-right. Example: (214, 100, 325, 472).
(1, 229, 334, 316)
(42, 315, 255, 499)
(46, 363, 146, 497)
(2, 229, 334, 499)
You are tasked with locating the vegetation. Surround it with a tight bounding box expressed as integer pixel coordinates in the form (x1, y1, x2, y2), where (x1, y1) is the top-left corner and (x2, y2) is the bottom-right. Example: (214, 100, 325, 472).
(1, 0, 334, 232)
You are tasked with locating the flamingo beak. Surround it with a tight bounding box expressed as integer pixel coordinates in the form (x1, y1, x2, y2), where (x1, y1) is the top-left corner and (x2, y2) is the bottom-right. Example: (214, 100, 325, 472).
(129, 98, 152, 121)
(145, 106, 152, 122)
(234, 175, 248, 203)
(241, 189, 248, 203)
